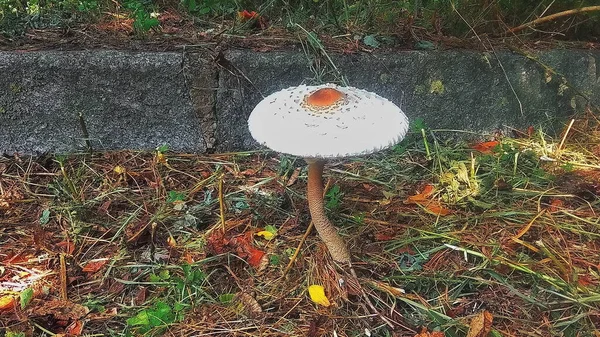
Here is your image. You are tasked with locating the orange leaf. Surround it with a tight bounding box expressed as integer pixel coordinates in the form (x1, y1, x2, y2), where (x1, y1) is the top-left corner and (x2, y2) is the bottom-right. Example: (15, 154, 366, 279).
(246, 247, 266, 267)
(65, 319, 84, 336)
(0, 295, 16, 311)
(414, 327, 445, 337)
(238, 10, 258, 20)
(82, 259, 108, 273)
(548, 199, 564, 213)
(167, 235, 177, 248)
(425, 202, 451, 216)
(578, 274, 599, 288)
(405, 184, 435, 204)
(471, 141, 500, 154)
(466, 310, 493, 337)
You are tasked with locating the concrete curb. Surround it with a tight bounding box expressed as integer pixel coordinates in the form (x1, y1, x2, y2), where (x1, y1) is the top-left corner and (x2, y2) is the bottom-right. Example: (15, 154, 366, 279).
(1, 48, 598, 155)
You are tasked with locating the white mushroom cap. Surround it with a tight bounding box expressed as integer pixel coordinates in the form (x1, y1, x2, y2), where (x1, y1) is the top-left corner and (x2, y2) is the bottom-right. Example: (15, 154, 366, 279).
(248, 83, 409, 159)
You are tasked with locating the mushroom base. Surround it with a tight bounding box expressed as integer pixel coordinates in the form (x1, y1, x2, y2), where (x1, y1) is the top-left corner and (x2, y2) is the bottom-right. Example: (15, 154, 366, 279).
(306, 158, 352, 264)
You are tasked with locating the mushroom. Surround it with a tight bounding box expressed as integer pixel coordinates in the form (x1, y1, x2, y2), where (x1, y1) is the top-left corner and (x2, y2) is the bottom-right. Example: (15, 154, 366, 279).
(248, 84, 409, 265)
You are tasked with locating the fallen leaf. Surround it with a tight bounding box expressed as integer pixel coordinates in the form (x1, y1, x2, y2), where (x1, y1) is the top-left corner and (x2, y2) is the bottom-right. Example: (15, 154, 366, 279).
(548, 199, 564, 212)
(466, 310, 493, 337)
(167, 235, 177, 248)
(0, 295, 16, 311)
(471, 141, 500, 154)
(405, 184, 435, 204)
(240, 168, 257, 176)
(286, 168, 301, 186)
(256, 230, 275, 240)
(308, 285, 330, 307)
(246, 247, 266, 268)
(206, 231, 227, 254)
(20, 287, 33, 309)
(425, 202, 452, 216)
(82, 259, 109, 273)
(28, 299, 90, 321)
(65, 319, 84, 335)
(237, 9, 258, 20)
(57, 240, 75, 255)
(368, 280, 405, 297)
(374, 233, 395, 241)
(113, 165, 126, 175)
(578, 274, 599, 288)
(414, 327, 445, 337)
(155, 151, 167, 164)
(134, 286, 147, 306)
(235, 292, 262, 317)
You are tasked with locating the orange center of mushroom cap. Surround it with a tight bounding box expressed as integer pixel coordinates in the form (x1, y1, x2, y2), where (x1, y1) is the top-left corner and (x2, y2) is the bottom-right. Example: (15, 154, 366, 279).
(305, 88, 345, 108)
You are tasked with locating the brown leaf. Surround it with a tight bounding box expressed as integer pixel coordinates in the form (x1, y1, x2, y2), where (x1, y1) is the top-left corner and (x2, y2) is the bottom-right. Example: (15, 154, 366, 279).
(286, 168, 301, 186)
(134, 286, 147, 306)
(466, 310, 493, 337)
(57, 240, 75, 255)
(82, 259, 109, 273)
(374, 233, 396, 241)
(235, 292, 262, 317)
(29, 299, 89, 321)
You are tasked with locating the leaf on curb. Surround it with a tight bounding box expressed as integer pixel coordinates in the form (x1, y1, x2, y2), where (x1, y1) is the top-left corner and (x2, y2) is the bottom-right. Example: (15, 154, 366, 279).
(308, 285, 330, 307)
(466, 310, 493, 337)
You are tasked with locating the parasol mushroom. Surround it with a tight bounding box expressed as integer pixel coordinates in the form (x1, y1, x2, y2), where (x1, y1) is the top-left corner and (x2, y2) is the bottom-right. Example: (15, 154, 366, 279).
(248, 84, 409, 265)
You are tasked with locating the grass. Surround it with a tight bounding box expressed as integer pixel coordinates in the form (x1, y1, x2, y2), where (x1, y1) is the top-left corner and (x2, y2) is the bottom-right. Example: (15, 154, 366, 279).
(1, 0, 600, 44)
(1, 113, 599, 336)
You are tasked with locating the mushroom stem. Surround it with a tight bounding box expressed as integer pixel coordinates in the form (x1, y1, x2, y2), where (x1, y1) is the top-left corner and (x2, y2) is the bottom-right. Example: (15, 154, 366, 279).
(306, 158, 351, 264)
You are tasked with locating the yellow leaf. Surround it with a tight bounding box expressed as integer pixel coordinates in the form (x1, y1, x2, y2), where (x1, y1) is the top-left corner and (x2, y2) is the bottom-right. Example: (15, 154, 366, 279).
(167, 235, 177, 248)
(113, 165, 126, 175)
(0, 295, 16, 311)
(308, 285, 330, 307)
(256, 231, 275, 240)
(156, 152, 167, 164)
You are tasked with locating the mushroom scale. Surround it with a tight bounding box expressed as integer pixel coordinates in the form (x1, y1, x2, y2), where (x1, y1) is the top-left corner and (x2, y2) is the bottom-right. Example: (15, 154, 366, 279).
(248, 84, 409, 159)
